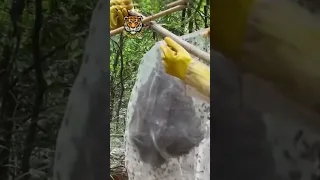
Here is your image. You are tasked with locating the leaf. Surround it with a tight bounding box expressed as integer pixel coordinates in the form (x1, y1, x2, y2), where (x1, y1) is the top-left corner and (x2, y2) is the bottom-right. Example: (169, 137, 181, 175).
(29, 168, 46, 178)
(0, 145, 8, 150)
(71, 49, 82, 59)
(70, 39, 78, 50)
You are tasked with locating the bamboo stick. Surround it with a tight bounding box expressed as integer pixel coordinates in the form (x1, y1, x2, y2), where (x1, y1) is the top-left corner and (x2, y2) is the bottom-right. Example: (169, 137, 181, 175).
(130, 10, 210, 62)
(110, 5, 187, 36)
(166, 0, 188, 8)
(151, 23, 210, 62)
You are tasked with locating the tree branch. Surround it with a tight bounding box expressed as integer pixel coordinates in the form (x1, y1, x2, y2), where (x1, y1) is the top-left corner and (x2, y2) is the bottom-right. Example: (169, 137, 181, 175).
(10, 41, 67, 89)
(21, 0, 46, 178)
(116, 34, 125, 129)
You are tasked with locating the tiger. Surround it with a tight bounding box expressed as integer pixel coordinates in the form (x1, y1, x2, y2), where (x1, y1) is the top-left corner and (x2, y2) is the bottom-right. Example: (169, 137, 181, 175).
(124, 16, 143, 35)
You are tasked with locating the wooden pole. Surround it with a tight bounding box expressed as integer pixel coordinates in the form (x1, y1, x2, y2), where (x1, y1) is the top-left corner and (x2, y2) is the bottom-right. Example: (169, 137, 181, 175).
(130, 10, 210, 62)
(166, 0, 188, 8)
(110, 5, 187, 36)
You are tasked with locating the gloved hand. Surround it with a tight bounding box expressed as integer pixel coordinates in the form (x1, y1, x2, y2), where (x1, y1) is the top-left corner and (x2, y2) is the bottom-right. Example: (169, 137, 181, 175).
(110, 0, 134, 30)
(160, 37, 192, 80)
(160, 37, 210, 98)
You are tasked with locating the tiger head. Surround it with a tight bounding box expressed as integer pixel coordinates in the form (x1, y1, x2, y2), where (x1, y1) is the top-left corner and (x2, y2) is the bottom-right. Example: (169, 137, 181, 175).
(124, 16, 143, 35)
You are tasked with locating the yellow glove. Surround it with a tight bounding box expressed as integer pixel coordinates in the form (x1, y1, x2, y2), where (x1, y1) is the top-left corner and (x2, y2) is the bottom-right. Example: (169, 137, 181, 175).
(110, 0, 133, 30)
(212, 0, 320, 114)
(160, 37, 192, 80)
(160, 37, 210, 98)
(185, 60, 210, 98)
(211, 0, 256, 59)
